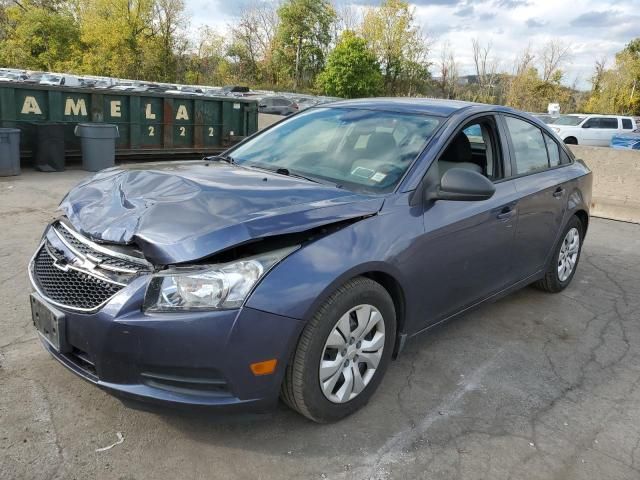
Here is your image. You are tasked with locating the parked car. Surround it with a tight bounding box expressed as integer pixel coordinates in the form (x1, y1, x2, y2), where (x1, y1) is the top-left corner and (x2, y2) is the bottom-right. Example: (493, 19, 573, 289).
(29, 99, 591, 422)
(221, 85, 250, 96)
(165, 86, 203, 95)
(0, 71, 27, 82)
(611, 129, 640, 150)
(258, 95, 299, 115)
(531, 113, 560, 124)
(23, 72, 45, 84)
(551, 114, 637, 146)
(39, 74, 81, 87)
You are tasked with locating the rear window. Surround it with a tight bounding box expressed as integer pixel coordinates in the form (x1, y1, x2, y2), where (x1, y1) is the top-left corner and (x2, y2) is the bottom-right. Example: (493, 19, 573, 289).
(544, 133, 561, 167)
(504, 116, 549, 174)
(599, 118, 618, 129)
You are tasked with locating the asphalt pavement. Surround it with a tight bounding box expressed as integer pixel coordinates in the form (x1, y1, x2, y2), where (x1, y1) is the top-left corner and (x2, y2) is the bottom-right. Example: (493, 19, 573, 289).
(2, 169, 639, 480)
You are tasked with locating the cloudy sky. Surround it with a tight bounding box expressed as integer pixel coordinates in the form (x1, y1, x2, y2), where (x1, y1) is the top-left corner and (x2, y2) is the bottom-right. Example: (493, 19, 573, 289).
(184, 0, 640, 90)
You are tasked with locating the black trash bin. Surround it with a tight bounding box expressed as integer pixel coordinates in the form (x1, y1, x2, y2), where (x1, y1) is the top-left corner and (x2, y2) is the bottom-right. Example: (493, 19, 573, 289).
(35, 123, 65, 172)
(0, 128, 21, 176)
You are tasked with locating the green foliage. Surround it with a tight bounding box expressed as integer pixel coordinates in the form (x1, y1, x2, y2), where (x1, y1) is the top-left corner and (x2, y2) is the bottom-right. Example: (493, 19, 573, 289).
(274, 0, 336, 89)
(316, 31, 382, 98)
(585, 38, 640, 115)
(78, 0, 156, 79)
(361, 0, 430, 96)
(0, 1, 82, 72)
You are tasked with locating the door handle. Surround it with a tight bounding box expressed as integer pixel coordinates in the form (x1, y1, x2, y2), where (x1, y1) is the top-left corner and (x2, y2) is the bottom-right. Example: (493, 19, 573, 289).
(553, 187, 565, 198)
(497, 206, 515, 220)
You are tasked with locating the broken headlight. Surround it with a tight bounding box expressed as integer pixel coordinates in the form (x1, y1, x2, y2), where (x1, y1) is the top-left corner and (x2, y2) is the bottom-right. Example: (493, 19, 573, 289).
(144, 246, 298, 312)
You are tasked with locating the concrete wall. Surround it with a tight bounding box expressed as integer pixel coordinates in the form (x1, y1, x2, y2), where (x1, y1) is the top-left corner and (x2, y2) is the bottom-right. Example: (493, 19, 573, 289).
(569, 145, 640, 224)
(258, 113, 283, 130)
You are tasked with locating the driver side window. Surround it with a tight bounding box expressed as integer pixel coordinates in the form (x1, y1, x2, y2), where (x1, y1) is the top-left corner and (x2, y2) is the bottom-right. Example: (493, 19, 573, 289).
(437, 117, 503, 182)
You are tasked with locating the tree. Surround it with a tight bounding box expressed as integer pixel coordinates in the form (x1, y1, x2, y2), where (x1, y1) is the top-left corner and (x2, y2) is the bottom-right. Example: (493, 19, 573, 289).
(181, 26, 230, 86)
(317, 30, 382, 98)
(228, 2, 279, 85)
(361, 0, 430, 96)
(0, 0, 82, 71)
(78, 0, 156, 79)
(471, 38, 498, 102)
(585, 39, 640, 115)
(274, 0, 336, 89)
(437, 41, 458, 99)
(539, 39, 571, 83)
(148, 0, 188, 82)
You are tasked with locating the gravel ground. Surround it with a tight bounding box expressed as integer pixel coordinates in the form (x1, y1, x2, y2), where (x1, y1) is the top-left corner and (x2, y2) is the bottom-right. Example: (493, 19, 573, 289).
(1, 169, 639, 480)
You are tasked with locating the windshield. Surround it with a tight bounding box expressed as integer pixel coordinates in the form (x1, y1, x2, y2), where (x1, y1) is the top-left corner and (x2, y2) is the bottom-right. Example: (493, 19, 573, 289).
(554, 116, 585, 126)
(230, 107, 441, 194)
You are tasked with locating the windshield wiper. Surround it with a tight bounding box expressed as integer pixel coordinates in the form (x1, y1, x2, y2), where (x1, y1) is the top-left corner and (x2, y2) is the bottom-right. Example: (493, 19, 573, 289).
(247, 165, 324, 185)
(204, 154, 235, 164)
(274, 167, 326, 184)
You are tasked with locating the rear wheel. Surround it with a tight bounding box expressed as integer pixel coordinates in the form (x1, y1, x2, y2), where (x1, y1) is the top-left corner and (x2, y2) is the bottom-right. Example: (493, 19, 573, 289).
(281, 277, 396, 423)
(535, 216, 583, 293)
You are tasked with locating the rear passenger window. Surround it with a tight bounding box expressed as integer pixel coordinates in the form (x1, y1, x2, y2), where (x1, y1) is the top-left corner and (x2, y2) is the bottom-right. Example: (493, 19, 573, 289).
(544, 133, 561, 167)
(504, 116, 549, 174)
(622, 118, 633, 130)
(599, 118, 618, 129)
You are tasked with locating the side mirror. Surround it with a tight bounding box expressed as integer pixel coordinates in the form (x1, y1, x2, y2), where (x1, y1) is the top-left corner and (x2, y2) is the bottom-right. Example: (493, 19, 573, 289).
(427, 168, 495, 202)
(582, 123, 590, 129)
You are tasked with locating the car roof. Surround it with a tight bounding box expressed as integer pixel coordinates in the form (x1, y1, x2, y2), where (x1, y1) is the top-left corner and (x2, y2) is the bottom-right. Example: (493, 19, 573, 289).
(324, 98, 494, 117)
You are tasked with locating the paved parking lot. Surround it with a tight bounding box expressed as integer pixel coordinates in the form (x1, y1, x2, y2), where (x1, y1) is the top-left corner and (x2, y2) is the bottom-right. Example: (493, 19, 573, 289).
(1, 169, 640, 480)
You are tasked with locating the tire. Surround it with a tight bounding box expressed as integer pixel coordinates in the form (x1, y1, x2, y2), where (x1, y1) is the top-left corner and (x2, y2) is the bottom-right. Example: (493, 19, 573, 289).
(564, 137, 578, 145)
(534, 215, 584, 293)
(281, 277, 396, 423)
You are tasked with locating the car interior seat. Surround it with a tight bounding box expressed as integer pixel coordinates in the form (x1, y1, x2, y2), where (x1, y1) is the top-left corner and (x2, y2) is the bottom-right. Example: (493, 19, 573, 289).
(438, 132, 483, 179)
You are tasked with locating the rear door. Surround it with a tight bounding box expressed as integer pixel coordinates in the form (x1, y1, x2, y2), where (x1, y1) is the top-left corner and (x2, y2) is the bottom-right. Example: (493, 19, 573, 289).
(501, 115, 570, 280)
(582, 117, 619, 146)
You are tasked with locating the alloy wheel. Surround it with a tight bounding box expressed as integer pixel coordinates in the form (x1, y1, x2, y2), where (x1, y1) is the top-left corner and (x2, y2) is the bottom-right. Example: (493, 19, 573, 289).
(319, 304, 386, 403)
(558, 227, 580, 282)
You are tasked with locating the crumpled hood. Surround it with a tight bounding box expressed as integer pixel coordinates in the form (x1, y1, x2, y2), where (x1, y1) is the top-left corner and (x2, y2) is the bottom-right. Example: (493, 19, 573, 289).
(59, 161, 383, 264)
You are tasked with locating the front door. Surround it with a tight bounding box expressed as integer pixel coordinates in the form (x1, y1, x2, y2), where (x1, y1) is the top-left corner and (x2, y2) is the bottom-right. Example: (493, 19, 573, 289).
(414, 115, 520, 328)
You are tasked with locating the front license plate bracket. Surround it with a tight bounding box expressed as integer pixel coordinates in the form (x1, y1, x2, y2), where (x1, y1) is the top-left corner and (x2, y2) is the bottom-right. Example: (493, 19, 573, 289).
(30, 294, 70, 353)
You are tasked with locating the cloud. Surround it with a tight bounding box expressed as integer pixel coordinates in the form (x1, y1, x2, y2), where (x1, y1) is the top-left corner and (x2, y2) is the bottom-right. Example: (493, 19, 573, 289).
(493, 0, 530, 8)
(570, 10, 624, 27)
(526, 18, 546, 28)
(454, 5, 474, 16)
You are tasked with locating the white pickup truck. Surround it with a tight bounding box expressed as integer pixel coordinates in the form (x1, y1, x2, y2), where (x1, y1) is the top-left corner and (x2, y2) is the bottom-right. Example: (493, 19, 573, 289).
(551, 114, 637, 146)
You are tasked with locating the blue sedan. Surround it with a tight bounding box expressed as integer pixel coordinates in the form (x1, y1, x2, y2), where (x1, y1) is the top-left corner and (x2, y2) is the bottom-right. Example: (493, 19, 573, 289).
(29, 99, 592, 422)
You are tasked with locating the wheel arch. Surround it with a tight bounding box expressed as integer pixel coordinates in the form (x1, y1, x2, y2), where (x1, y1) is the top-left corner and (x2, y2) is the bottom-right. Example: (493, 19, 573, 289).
(574, 209, 589, 236)
(361, 271, 407, 356)
(298, 264, 409, 358)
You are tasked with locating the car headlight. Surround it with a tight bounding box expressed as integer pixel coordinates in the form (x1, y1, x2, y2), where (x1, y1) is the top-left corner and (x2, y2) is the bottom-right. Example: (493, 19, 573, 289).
(144, 246, 298, 312)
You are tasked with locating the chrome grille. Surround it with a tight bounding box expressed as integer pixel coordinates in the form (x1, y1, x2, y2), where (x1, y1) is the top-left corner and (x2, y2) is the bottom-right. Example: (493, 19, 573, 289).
(54, 222, 147, 273)
(33, 247, 123, 310)
(30, 221, 151, 312)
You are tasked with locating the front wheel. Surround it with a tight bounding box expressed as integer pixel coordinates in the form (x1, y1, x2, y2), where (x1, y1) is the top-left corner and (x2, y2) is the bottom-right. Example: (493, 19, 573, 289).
(281, 277, 396, 422)
(535, 216, 583, 293)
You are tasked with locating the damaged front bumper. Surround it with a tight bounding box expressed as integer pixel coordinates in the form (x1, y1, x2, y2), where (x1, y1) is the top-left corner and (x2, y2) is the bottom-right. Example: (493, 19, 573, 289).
(32, 282, 304, 410)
